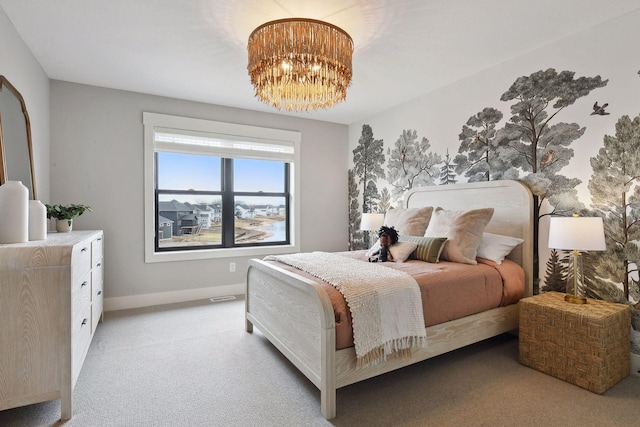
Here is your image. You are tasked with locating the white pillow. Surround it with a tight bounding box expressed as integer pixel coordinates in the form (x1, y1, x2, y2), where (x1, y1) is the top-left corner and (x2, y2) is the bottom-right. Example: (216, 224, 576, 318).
(388, 241, 418, 263)
(476, 232, 524, 264)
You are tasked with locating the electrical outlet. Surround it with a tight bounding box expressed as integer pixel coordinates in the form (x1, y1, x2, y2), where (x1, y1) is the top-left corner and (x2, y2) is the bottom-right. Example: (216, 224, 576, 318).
(229, 262, 236, 272)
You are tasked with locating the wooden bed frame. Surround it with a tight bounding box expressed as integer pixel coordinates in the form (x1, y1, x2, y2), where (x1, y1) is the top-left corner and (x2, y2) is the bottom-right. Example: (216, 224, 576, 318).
(245, 180, 533, 419)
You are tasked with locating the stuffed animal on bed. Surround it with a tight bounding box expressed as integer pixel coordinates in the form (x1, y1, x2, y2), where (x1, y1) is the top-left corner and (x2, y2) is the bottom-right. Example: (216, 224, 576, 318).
(368, 225, 399, 262)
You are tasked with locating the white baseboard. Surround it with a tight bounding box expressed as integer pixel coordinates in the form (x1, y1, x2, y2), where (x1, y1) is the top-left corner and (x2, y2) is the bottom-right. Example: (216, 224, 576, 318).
(104, 283, 245, 312)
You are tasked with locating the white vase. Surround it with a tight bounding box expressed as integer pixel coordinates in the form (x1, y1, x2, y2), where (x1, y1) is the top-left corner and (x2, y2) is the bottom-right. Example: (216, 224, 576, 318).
(0, 180, 29, 243)
(631, 352, 640, 377)
(29, 200, 47, 241)
(56, 218, 73, 232)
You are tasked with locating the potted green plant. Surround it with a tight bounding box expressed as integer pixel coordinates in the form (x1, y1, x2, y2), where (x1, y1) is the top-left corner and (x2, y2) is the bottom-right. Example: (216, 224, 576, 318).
(45, 204, 91, 232)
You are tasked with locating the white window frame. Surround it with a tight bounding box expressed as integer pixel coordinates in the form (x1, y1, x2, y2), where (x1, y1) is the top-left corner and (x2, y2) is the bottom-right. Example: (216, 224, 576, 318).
(143, 112, 301, 263)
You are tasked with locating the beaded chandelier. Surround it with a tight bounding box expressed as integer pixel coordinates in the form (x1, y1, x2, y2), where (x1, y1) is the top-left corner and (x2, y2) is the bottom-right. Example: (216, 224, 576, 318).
(247, 18, 353, 112)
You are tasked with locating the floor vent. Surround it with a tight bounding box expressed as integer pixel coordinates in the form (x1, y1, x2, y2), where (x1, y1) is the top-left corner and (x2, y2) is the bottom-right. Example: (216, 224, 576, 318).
(210, 296, 236, 303)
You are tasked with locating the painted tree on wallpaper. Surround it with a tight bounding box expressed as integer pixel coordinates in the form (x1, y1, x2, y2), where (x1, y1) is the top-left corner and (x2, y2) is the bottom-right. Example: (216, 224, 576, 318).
(455, 107, 508, 182)
(386, 129, 441, 202)
(439, 150, 457, 185)
(348, 168, 364, 250)
(497, 70, 606, 216)
(543, 249, 565, 292)
(544, 250, 601, 300)
(543, 114, 640, 353)
(495, 69, 607, 288)
(353, 124, 385, 213)
(588, 114, 640, 306)
(377, 188, 392, 213)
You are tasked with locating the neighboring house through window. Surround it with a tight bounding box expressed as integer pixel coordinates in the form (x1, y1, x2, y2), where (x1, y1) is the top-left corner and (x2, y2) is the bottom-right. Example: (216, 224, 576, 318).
(143, 112, 301, 262)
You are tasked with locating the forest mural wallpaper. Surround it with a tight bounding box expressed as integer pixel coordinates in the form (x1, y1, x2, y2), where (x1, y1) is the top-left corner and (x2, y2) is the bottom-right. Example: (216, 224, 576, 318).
(347, 65, 640, 359)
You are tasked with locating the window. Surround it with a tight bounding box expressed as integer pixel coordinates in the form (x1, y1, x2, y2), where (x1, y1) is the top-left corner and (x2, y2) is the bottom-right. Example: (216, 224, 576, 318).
(144, 113, 300, 262)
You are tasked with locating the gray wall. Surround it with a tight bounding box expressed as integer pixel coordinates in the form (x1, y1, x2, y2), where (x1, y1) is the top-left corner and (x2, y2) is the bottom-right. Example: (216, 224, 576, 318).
(50, 81, 349, 309)
(0, 7, 50, 202)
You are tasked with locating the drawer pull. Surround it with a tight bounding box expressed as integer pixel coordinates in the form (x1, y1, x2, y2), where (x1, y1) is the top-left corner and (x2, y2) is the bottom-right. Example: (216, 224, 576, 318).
(81, 318, 88, 326)
(81, 247, 88, 252)
(97, 290, 102, 296)
(81, 281, 88, 287)
(97, 262, 102, 267)
(97, 237, 102, 241)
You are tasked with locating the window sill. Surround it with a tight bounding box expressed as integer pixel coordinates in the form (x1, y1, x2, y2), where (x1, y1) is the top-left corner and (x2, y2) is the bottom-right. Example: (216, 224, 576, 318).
(144, 243, 299, 263)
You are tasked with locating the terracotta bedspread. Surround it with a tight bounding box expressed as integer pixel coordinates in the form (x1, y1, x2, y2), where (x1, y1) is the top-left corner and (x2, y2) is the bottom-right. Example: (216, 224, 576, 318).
(264, 251, 525, 350)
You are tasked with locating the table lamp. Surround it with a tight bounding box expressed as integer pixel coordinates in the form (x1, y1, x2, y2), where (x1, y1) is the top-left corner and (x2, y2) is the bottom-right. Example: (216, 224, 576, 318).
(548, 214, 606, 304)
(360, 213, 384, 248)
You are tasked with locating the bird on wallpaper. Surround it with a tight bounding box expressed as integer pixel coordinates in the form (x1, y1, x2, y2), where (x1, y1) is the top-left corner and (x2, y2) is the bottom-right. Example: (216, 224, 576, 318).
(539, 150, 555, 170)
(591, 102, 610, 115)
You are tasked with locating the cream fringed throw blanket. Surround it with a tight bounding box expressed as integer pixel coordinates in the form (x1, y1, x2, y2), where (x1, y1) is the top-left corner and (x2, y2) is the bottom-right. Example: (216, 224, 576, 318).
(265, 252, 427, 368)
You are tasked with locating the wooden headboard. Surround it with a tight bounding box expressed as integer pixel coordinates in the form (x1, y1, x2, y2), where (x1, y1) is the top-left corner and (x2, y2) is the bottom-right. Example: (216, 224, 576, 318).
(404, 180, 534, 297)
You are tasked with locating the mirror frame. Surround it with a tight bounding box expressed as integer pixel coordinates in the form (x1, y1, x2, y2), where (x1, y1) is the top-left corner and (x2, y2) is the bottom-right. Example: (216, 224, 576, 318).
(0, 75, 37, 200)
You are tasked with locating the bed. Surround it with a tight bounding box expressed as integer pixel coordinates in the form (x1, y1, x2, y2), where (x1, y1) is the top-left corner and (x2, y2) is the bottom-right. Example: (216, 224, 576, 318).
(245, 180, 533, 419)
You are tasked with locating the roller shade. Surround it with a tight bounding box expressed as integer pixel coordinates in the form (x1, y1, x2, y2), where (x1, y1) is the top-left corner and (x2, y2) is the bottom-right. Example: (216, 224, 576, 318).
(153, 129, 294, 162)
(144, 112, 298, 163)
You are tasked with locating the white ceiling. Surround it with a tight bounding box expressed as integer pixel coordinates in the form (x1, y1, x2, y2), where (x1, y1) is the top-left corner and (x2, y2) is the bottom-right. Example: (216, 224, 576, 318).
(2, 0, 640, 124)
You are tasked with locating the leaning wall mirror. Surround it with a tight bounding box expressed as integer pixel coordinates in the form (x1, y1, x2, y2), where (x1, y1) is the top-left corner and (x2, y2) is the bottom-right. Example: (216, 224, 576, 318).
(0, 75, 37, 200)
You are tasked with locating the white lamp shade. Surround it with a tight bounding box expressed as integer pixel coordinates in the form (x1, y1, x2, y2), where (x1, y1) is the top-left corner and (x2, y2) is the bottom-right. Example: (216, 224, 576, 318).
(360, 213, 384, 231)
(548, 216, 606, 251)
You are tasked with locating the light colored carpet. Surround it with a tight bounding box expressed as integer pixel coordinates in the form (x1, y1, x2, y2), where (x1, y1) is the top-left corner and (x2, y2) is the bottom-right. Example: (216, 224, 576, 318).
(1, 296, 638, 427)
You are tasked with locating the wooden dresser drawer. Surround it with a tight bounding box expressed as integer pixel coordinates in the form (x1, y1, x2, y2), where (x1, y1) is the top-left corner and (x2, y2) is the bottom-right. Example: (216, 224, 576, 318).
(72, 270, 91, 326)
(92, 257, 103, 289)
(92, 236, 103, 267)
(92, 289, 103, 333)
(72, 304, 92, 383)
(72, 241, 92, 279)
(91, 262, 104, 333)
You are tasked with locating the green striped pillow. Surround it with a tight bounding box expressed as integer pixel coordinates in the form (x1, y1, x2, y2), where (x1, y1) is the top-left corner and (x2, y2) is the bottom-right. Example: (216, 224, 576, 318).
(398, 235, 448, 263)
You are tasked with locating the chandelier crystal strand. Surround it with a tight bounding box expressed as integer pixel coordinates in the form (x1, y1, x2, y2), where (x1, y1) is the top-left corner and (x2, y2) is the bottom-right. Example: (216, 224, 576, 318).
(248, 18, 353, 111)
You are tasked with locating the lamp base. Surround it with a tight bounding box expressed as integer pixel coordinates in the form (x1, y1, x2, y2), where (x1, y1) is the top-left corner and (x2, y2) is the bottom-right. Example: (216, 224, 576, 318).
(565, 294, 588, 304)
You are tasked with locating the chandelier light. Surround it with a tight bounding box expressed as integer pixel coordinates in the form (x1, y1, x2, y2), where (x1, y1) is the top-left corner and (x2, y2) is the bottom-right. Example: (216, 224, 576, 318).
(247, 18, 353, 112)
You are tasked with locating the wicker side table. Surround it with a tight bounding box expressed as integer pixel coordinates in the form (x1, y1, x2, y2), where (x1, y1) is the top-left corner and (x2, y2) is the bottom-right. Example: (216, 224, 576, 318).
(519, 291, 631, 394)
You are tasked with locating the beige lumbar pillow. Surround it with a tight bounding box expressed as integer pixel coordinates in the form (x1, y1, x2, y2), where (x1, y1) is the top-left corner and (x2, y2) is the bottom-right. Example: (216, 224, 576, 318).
(398, 235, 448, 263)
(384, 207, 434, 236)
(424, 207, 494, 265)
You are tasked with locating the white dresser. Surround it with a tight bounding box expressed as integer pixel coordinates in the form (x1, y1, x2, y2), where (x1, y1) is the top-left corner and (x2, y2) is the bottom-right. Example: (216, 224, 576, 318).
(0, 230, 104, 420)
